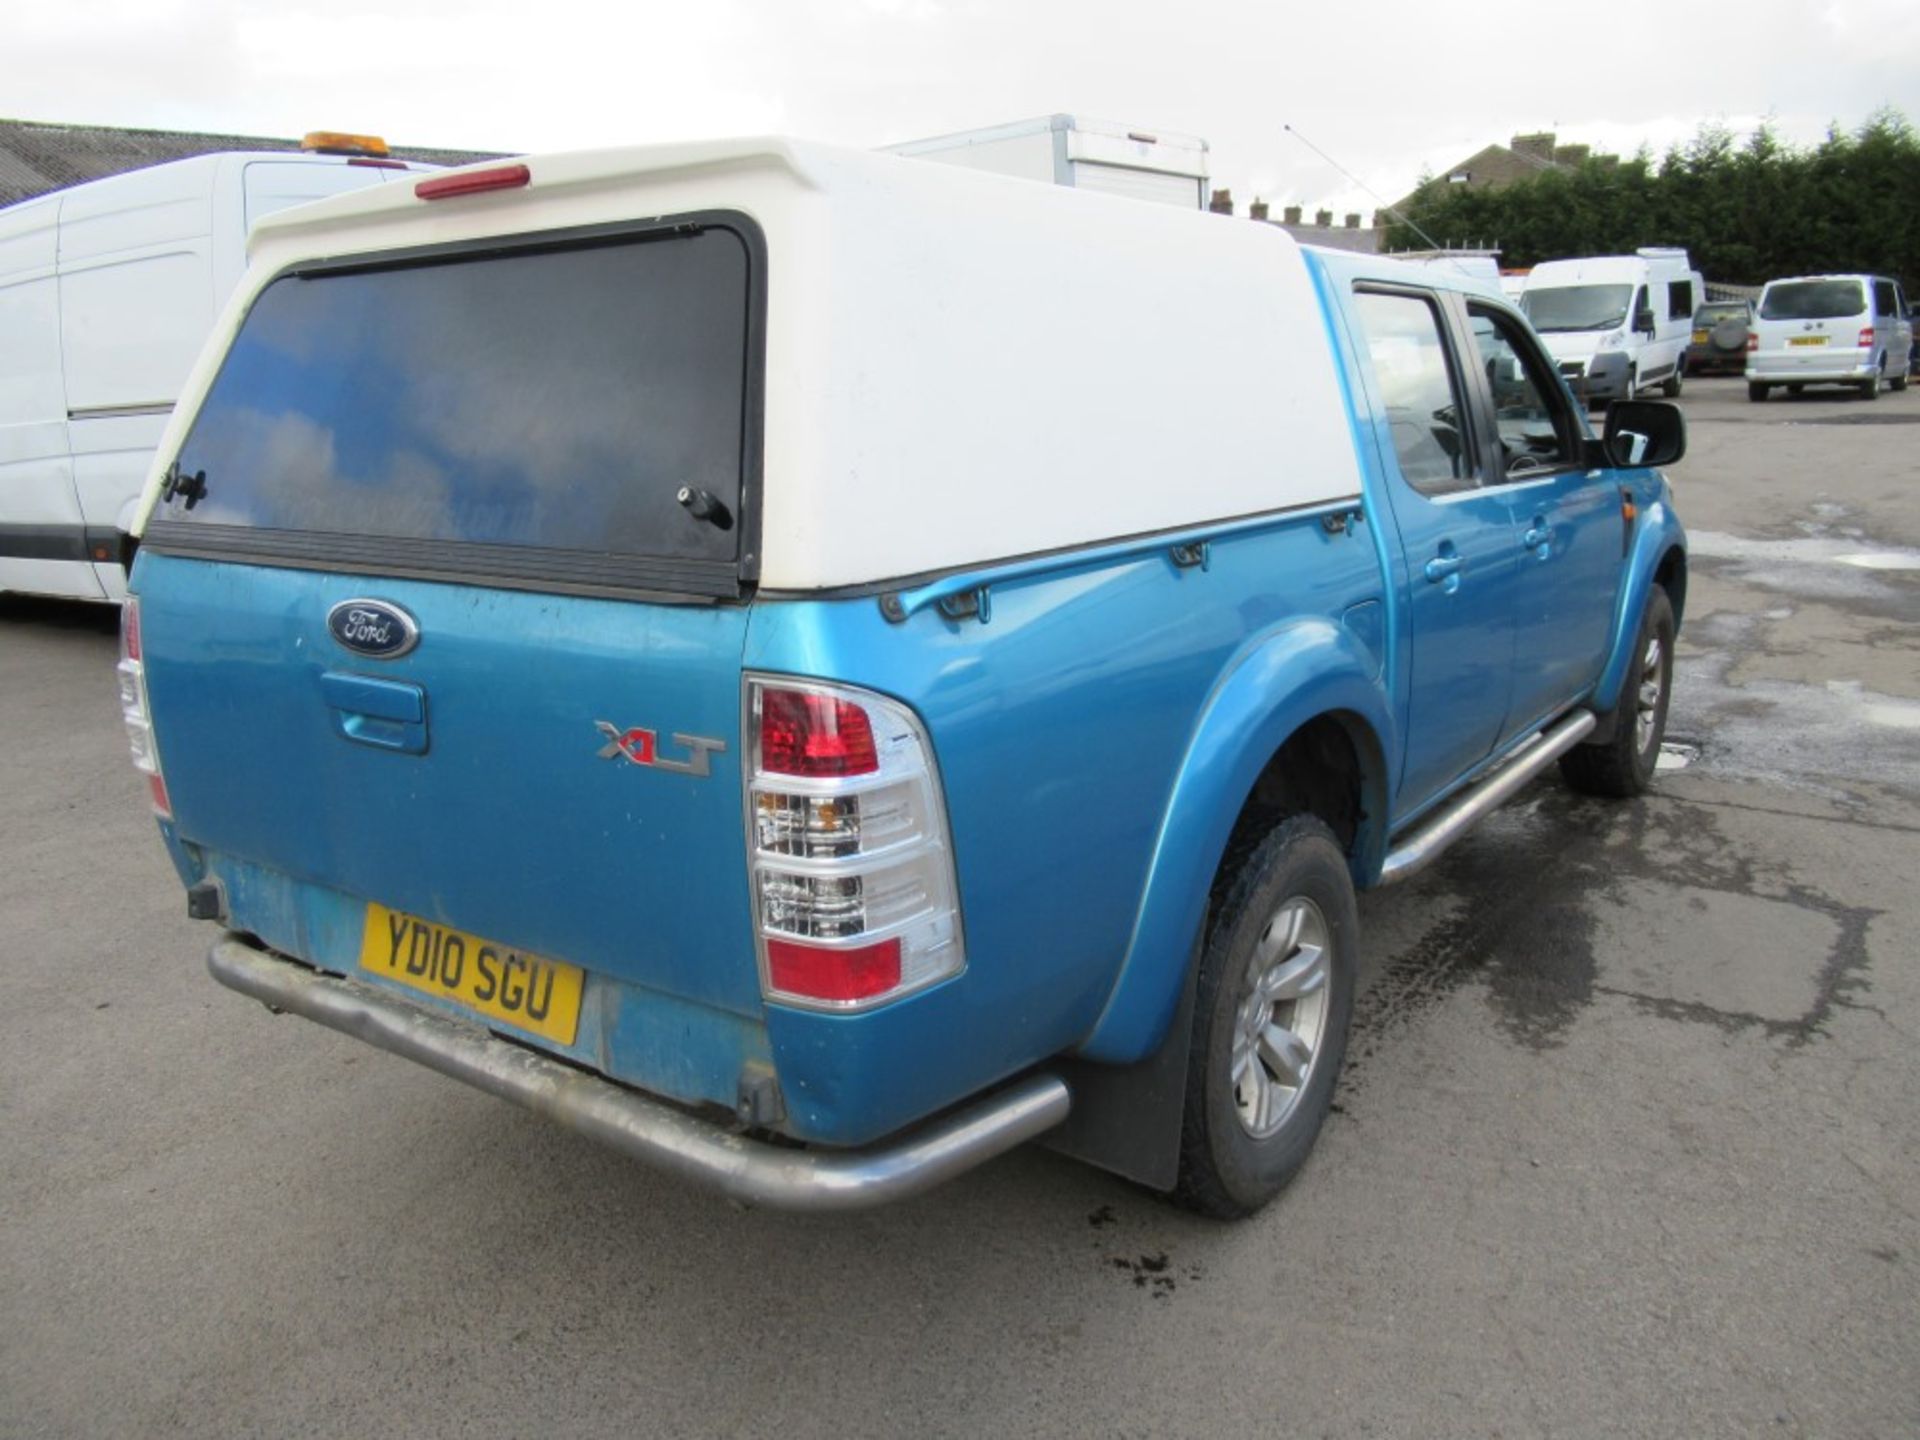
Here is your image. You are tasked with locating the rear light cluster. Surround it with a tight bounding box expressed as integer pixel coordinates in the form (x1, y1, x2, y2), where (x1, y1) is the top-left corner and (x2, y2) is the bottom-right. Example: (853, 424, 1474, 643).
(745, 678, 964, 1009)
(1746, 332, 1759, 352)
(116, 599, 172, 819)
(1858, 327, 1877, 350)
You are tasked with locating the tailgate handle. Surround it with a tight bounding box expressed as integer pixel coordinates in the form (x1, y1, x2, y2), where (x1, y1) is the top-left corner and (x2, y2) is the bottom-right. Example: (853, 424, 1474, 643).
(320, 672, 428, 755)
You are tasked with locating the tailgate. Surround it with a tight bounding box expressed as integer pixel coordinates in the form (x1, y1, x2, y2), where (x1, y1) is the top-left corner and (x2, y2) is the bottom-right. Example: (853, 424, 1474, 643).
(133, 213, 770, 1058)
(136, 555, 758, 1015)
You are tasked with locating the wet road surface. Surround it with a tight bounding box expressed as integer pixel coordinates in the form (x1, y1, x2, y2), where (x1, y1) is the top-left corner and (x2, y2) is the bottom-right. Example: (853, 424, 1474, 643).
(3, 379, 1916, 1438)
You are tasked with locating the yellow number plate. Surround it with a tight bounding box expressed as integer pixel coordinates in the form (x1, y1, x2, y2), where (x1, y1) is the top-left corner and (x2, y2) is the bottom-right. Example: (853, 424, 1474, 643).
(1788, 335, 1827, 347)
(1691, 329, 1709, 343)
(359, 904, 584, 1045)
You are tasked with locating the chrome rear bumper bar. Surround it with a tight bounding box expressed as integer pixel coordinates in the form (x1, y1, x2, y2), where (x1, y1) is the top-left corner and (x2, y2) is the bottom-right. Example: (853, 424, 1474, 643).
(208, 936, 1071, 1211)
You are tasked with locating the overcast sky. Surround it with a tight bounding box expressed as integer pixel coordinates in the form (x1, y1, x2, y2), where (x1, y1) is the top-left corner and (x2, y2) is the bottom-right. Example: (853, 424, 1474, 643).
(9, 0, 1918, 217)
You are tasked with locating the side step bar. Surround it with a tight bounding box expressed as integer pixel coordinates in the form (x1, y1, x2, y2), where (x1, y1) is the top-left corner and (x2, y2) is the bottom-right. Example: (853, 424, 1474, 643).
(1378, 709, 1597, 886)
(208, 937, 1071, 1211)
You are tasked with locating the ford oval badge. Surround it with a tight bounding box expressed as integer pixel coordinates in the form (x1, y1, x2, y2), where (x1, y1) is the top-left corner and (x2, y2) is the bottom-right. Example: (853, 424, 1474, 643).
(327, 599, 420, 659)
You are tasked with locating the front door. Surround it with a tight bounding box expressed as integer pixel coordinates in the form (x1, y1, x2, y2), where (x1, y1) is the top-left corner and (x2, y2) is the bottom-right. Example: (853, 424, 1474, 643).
(1461, 301, 1624, 735)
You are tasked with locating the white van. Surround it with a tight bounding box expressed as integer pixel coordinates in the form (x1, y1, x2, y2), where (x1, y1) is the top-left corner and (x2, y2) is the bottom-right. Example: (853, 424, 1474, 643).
(1746, 273, 1913, 401)
(0, 138, 432, 602)
(885, 115, 1210, 210)
(1521, 248, 1703, 406)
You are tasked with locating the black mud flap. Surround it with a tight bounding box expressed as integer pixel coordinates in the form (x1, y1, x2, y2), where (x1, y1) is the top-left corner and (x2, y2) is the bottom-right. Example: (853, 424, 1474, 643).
(1041, 942, 1199, 1192)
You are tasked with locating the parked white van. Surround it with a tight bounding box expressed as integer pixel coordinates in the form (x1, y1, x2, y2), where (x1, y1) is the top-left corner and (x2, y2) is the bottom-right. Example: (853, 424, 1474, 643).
(1746, 273, 1913, 402)
(0, 137, 433, 602)
(1521, 248, 1702, 406)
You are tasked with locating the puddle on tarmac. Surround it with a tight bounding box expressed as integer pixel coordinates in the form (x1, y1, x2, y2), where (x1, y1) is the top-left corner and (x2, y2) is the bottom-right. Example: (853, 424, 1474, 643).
(1838, 552, 1920, 572)
(1830, 681, 1920, 730)
(1689, 530, 1920, 573)
(1665, 614, 1920, 797)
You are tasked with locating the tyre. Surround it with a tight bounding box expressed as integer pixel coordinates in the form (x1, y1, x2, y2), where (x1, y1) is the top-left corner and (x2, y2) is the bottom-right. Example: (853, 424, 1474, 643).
(1560, 586, 1675, 799)
(1173, 815, 1356, 1218)
(1748, 381, 1768, 402)
(1893, 368, 1909, 393)
(1662, 368, 1682, 398)
(1859, 362, 1880, 401)
(1787, 383, 1804, 395)
(1623, 368, 1638, 402)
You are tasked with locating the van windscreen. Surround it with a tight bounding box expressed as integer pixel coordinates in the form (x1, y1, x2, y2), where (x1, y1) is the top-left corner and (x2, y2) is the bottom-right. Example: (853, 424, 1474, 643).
(155, 224, 754, 588)
(1521, 284, 1632, 333)
(1760, 280, 1866, 321)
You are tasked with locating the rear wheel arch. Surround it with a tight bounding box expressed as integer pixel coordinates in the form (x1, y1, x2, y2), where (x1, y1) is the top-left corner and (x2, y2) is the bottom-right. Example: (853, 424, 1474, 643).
(1214, 710, 1389, 901)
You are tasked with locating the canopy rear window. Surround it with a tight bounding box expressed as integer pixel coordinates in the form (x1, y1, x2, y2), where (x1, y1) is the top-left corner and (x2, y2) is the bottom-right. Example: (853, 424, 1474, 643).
(148, 219, 760, 597)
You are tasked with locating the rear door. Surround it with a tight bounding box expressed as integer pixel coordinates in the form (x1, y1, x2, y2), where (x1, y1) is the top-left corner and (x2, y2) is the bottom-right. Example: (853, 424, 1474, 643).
(1757, 278, 1870, 373)
(136, 217, 768, 1017)
(1347, 284, 1520, 812)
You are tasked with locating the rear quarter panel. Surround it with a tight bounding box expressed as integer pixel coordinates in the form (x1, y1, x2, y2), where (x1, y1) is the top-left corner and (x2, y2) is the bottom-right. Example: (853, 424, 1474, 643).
(747, 508, 1387, 1141)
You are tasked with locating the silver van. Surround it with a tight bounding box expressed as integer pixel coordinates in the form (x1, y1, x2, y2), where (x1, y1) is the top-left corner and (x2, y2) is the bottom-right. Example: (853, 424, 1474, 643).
(1747, 273, 1913, 401)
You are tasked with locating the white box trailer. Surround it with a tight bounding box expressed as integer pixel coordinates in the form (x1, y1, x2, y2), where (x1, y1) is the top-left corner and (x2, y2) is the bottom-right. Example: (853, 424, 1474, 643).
(885, 114, 1209, 210)
(0, 139, 432, 602)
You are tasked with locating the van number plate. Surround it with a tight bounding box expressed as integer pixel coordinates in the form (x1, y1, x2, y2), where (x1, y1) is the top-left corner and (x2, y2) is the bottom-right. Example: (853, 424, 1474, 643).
(358, 903, 585, 1045)
(1788, 336, 1827, 347)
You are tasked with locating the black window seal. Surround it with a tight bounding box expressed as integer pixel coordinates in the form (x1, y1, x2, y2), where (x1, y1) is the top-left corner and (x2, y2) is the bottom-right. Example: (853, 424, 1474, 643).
(1351, 280, 1487, 497)
(142, 210, 768, 603)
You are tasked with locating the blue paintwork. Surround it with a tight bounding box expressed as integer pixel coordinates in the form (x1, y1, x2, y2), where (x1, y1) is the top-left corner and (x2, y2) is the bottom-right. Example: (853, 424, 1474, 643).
(135, 250, 1689, 1154)
(1074, 619, 1394, 1063)
(744, 511, 1384, 1137)
(1591, 475, 1688, 714)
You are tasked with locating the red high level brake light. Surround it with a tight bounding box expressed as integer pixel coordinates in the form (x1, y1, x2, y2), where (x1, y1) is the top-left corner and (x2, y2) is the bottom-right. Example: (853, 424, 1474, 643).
(415, 165, 531, 201)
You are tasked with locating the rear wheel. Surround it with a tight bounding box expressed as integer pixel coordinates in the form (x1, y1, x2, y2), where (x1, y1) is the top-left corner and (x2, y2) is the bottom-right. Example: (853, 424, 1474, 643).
(1892, 365, 1908, 393)
(1662, 369, 1682, 398)
(1859, 362, 1881, 401)
(1561, 587, 1675, 799)
(1173, 815, 1356, 1218)
(1748, 381, 1768, 402)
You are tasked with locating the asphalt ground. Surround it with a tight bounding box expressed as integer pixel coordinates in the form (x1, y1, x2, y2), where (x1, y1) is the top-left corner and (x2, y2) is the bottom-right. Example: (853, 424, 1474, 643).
(3, 376, 1917, 1438)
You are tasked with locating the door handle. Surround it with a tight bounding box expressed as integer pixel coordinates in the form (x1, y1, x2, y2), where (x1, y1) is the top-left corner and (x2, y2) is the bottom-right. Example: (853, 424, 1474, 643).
(1424, 554, 1464, 583)
(321, 672, 429, 755)
(1523, 520, 1551, 551)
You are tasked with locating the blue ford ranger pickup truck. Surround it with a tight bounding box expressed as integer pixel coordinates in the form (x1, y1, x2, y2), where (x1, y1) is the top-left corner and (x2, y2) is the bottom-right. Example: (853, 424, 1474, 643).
(121, 141, 1687, 1216)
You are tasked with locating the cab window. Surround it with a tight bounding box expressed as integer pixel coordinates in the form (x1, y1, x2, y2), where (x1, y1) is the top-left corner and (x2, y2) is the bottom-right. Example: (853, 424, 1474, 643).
(1351, 290, 1476, 497)
(1466, 304, 1579, 481)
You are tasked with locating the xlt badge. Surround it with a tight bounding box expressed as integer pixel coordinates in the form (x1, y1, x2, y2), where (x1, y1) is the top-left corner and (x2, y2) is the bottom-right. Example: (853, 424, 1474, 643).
(595, 721, 726, 776)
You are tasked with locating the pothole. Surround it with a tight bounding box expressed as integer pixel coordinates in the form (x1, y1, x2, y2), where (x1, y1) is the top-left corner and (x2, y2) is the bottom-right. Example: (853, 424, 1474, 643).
(1656, 741, 1700, 772)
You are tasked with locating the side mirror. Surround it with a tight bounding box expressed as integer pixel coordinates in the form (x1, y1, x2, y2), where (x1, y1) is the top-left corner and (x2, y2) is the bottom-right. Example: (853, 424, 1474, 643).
(1634, 308, 1656, 336)
(1601, 399, 1686, 468)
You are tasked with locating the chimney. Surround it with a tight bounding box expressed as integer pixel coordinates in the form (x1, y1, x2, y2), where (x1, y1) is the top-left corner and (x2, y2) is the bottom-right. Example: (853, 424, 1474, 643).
(1314, 208, 1333, 227)
(1249, 198, 1270, 222)
(1555, 143, 1589, 167)
(1344, 213, 1361, 229)
(1510, 131, 1557, 162)
(1209, 188, 1234, 215)
(1370, 211, 1385, 229)
(1282, 205, 1302, 225)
